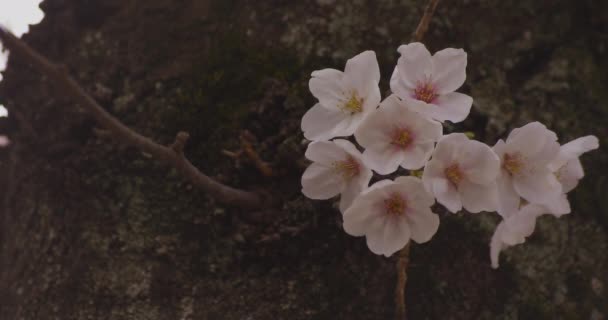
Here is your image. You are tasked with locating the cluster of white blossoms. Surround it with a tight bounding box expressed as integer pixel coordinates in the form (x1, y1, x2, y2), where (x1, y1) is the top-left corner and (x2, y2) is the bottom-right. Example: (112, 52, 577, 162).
(300, 43, 599, 266)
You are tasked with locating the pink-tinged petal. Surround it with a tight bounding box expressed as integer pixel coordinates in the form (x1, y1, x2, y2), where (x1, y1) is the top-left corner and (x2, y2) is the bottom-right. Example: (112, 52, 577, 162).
(459, 180, 499, 213)
(501, 205, 544, 245)
(361, 82, 382, 114)
(505, 122, 558, 160)
(432, 92, 473, 123)
(496, 170, 520, 219)
(354, 97, 395, 148)
(339, 181, 365, 213)
(405, 207, 439, 243)
(332, 139, 362, 158)
(301, 163, 343, 199)
(390, 67, 413, 100)
(492, 139, 507, 158)
(344, 51, 380, 96)
(400, 97, 443, 122)
(436, 181, 462, 213)
(432, 133, 469, 164)
(395, 43, 433, 89)
(301, 103, 348, 141)
(459, 140, 501, 185)
(550, 135, 599, 171)
(363, 145, 405, 175)
(431, 48, 467, 94)
(407, 116, 443, 143)
(560, 135, 599, 158)
(366, 215, 410, 257)
(304, 140, 348, 166)
(309, 68, 345, 109)
(540, 193, 571, 217)
(422, 159, 445, 191)
(343, 194, 381, 236)
(400, 144, 432, 170)
(395, 176, 435, 207)
(558, 158, 584, 193)
(490, 222, 507, 269)
(513, 169, 562, 204)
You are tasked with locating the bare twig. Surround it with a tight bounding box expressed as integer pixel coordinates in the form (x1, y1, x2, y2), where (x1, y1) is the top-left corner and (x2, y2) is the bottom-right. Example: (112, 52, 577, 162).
(396, 1, 441, 319)
(0, 26, 264, 209)
(411, 0, 441, 42)
(239, 131, 274, 178)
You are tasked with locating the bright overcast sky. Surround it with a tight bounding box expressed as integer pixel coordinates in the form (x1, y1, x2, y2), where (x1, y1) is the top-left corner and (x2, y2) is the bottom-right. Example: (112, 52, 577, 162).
(0, 0, 44, 116)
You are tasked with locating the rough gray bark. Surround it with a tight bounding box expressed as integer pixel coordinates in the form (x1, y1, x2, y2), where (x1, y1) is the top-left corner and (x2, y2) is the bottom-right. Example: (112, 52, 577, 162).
(0, 0, 607, 319)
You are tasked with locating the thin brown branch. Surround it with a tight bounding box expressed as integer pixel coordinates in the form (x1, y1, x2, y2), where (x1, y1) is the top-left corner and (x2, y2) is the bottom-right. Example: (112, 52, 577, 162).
(411, 0, 441, 42)
(396, 1, 441, 318)
(0, 26, 264, 209)
(395, 243, 411, 320)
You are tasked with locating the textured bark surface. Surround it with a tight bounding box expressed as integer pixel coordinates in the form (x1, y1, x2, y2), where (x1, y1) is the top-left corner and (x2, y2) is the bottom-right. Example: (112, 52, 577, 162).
(0, 0, 607, 319)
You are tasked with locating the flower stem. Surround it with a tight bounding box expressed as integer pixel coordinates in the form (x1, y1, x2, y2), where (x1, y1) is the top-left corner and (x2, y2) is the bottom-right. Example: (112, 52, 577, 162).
(395, 243, 411, 320)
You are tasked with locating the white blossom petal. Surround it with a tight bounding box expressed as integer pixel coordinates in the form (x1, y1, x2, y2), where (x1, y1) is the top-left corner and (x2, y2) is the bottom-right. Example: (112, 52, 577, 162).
(432, 92, 473, 123)
(395, 42, 433, 89)
(309, 69, 345, 109)
(496, 170, 520, 219)
(400, 144, 433, 170)
(405, 207, 439, 243)
(366, 215, 410, 257)
(344, 51, 380, 96)
(301, 103, 348, 141)
(304, 140, 348, 166)
(459, 180, 499, 213)
(301, 163, 343, 199)
(395, 176, 436, 208)
(513, 168, 562, 204)
(363, 145, 404, 175)
(340, 181, 365, 213)
(557, 158, 584, 193)
(505, 122, 558, 161)
(459, 140, 500, 185)
(438, 182, 462, 213)
(431, 48, 467, 94)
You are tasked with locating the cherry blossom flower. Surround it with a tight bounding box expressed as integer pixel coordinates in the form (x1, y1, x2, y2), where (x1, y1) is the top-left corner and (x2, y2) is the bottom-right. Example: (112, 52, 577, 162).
(493, 122, 563, 217)
(343, 176, 438, 257)
(390, 42, 472, 123)
(301, 139, 373, 212)
(490, 204, 546, 269)
(422, 133, 500, 213)
(353, 95, 442, 175)
(302, 51, 381, 141)
(549, 135, 599, 193)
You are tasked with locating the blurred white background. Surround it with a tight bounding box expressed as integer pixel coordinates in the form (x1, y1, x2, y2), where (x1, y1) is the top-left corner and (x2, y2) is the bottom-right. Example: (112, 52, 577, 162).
(0, 0, 44, 116)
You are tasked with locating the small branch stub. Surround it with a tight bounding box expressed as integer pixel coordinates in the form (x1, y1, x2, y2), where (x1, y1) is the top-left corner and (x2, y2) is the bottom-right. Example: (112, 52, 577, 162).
(171, 131, 190, 155)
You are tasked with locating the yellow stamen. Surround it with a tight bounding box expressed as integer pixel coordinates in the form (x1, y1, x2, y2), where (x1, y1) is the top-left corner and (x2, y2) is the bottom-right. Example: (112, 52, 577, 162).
(503, 153, 523, 175)
(414, 82, 438, 104)
(391, 128, 413, 149)
(342, 92, 363, 114)
(332, 157, 360, 179)
(384, 194, 407, 215)
(445, 163, 463, 186)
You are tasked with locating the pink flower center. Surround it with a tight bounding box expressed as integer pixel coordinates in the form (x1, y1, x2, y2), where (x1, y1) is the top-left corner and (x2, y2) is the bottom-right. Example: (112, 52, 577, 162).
(332, 156, 360, 180)
(413, 82, 438, 104)
(390, 128, 414, 149)
(503, 153, 523, 175)
(384, 193, 407, 215)
(444, 163, 464, 186)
